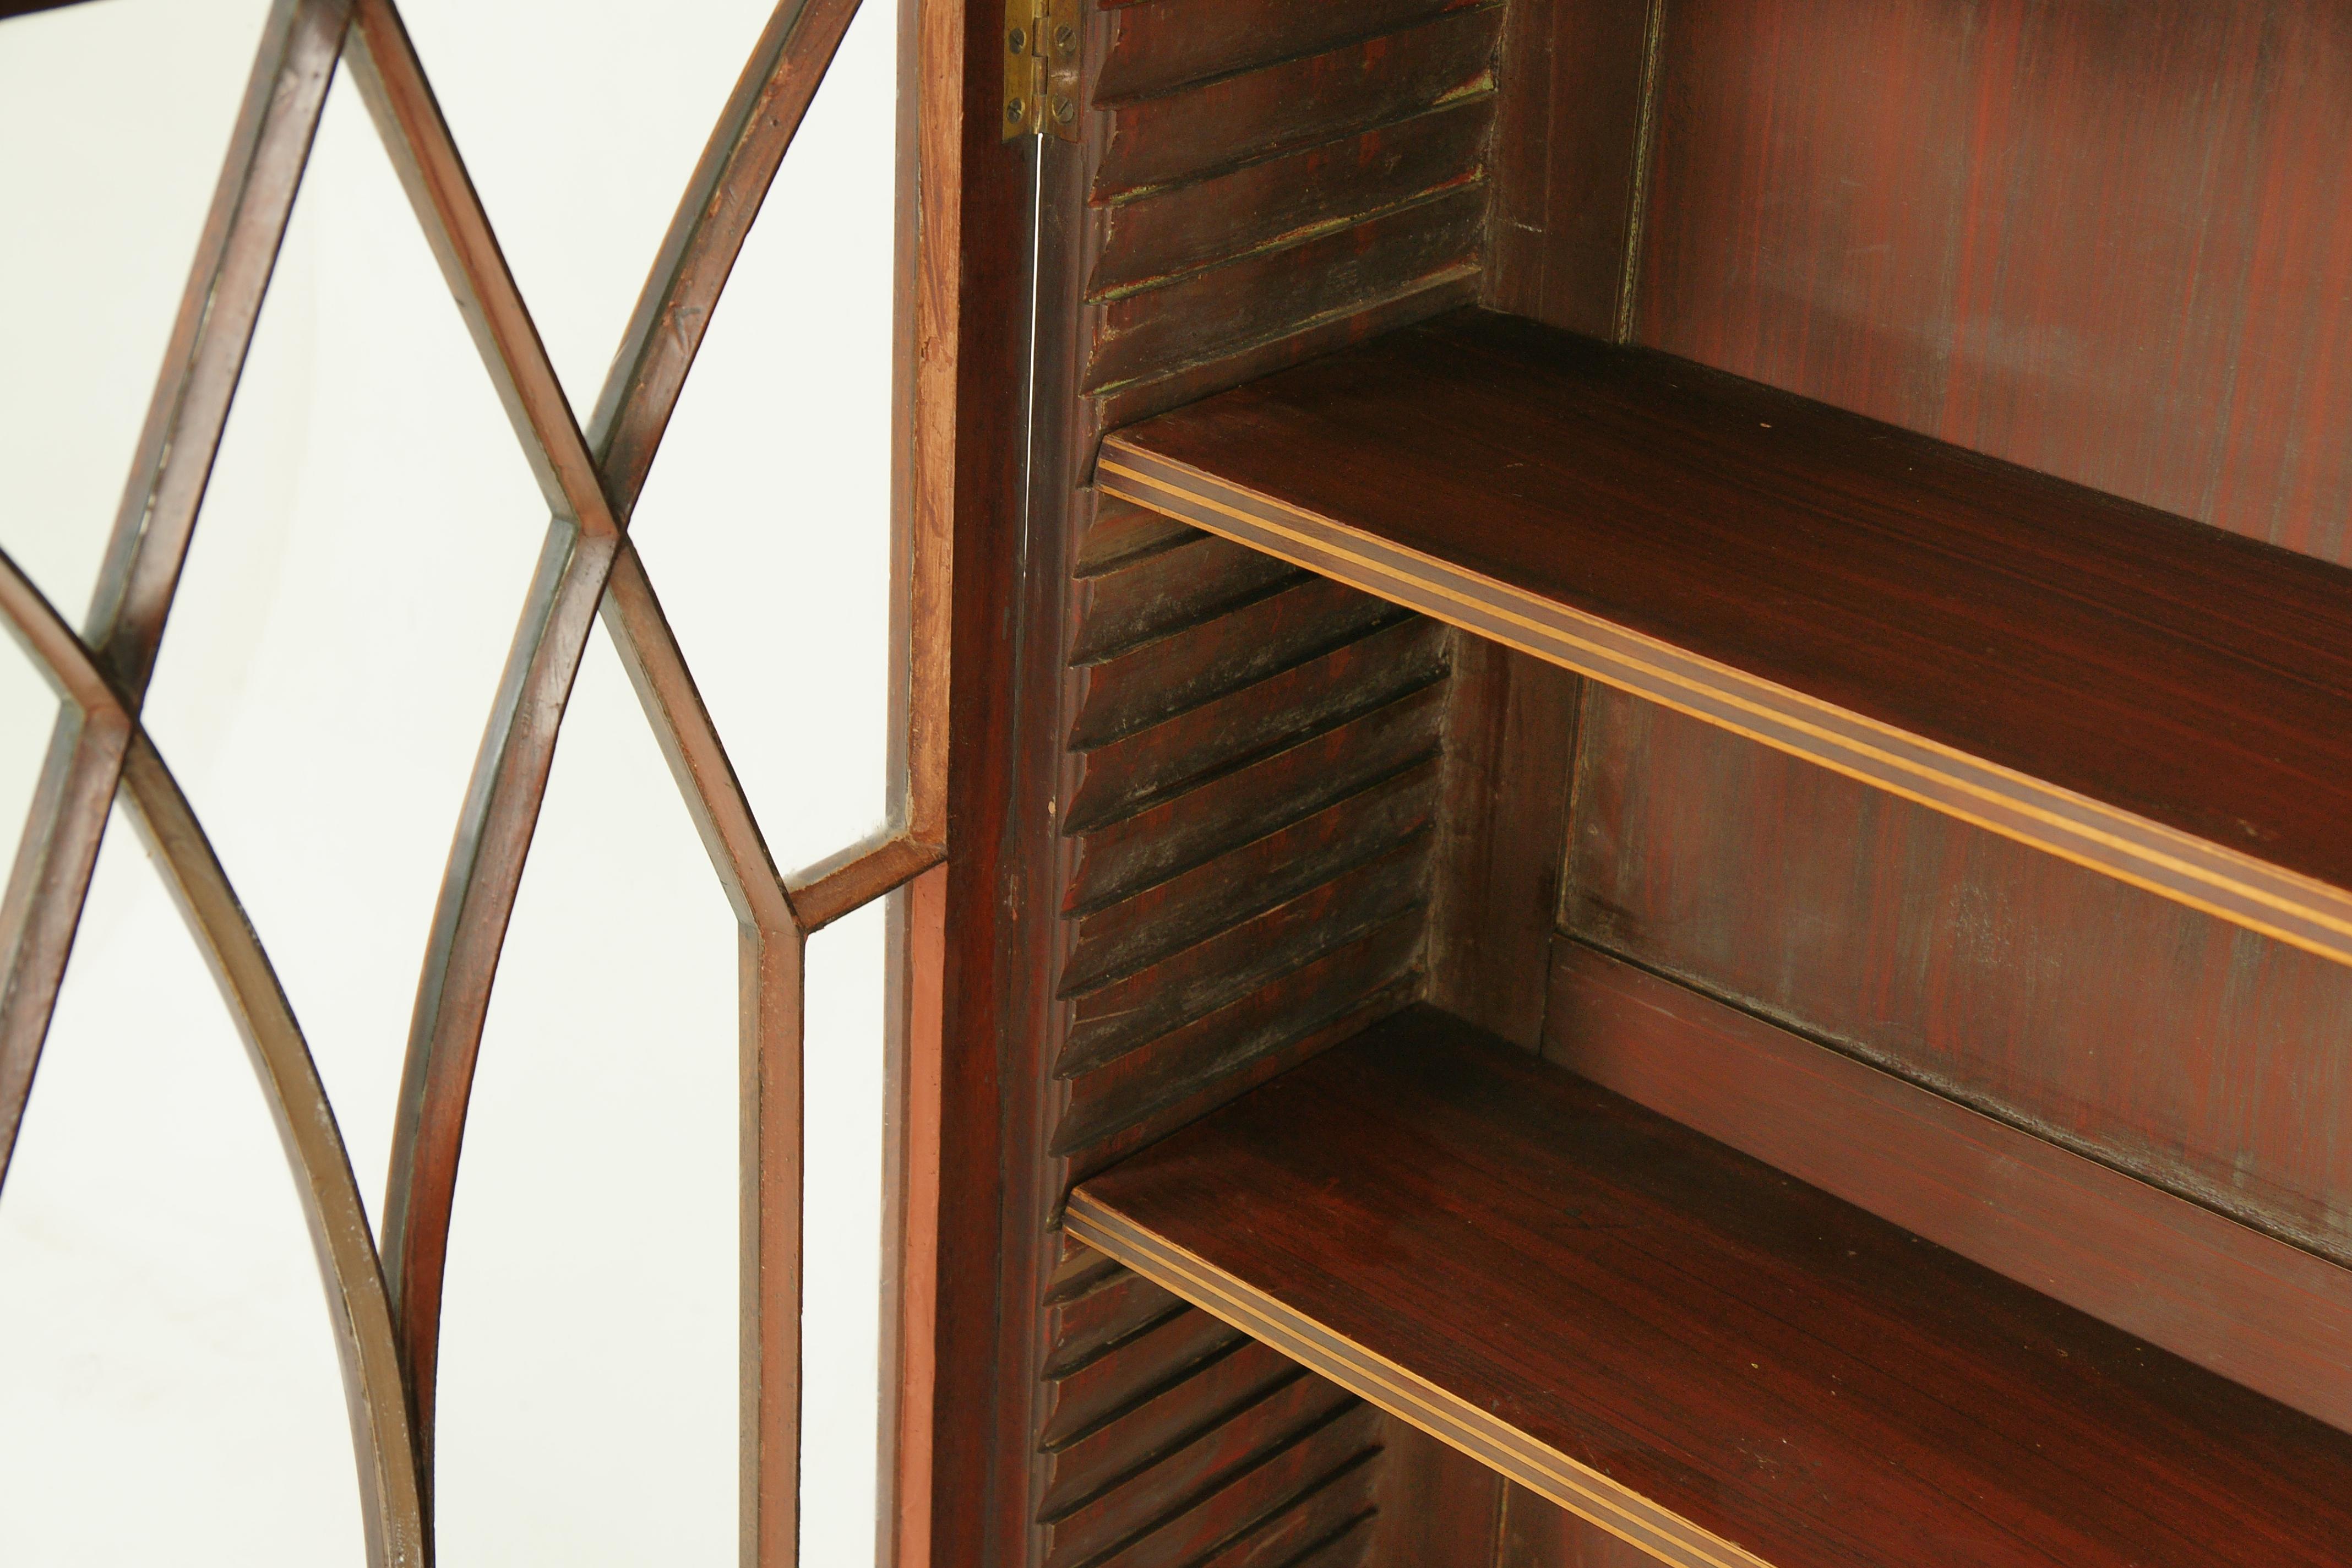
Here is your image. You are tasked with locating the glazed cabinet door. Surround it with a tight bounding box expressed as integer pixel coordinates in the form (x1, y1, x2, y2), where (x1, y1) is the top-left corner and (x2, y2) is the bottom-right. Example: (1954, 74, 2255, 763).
(0, 0, 1017, 1563)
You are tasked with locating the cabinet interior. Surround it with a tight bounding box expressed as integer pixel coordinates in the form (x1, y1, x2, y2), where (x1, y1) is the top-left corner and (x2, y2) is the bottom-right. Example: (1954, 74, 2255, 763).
(1004, 4, 2352, 1565)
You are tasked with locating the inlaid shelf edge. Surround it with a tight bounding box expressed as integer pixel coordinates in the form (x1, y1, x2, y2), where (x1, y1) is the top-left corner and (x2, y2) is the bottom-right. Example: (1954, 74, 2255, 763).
(1067, 1007, 2352, 1568)
(1061, 1191, 1772, 1568)
(1098, 310, 2352, 969)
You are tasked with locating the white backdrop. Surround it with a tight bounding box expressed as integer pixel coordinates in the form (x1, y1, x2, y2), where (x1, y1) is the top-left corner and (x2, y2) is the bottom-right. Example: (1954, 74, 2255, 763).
(0, 1, 897, 1562)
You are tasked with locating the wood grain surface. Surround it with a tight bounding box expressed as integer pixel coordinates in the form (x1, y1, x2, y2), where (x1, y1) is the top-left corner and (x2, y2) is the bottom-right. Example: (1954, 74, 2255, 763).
(1566, 686, 2352, 1271)
(1544, 934, 2352, 1433)
(1071, 1005, 2352, 1568)
(1100, 308, 2352, 968)
(1634, 0, 2352, 564)
(1483, 0, 1659, 336)
(1428, 636, 1580, 1048)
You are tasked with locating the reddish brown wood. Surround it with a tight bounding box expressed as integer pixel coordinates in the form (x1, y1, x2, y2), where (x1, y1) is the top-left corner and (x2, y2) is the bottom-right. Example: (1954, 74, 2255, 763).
(1101, 309, 2352, 967)
(1545, 934, 2352, 1434)
(1072, 1006, 2352, 1568)
(885, 0, 1013, 1558)
(1087, 188, 1487, 393)
(1096, 0, 1482, 101)
(894, 0, 959, 857)
(1091, 105, 1492, 302)
(1043, 1266, 1185, 1373)
(1069, 574, 1411, 749)
(1483, 0, 1657, 335)
(1365, 1420, 1501, 1568)
(1495, 1484, 1576, 1567)
(945, 0, 1513, 1555)
(1063, 983, 1420, 1189)
(1634, 0, 2352, 563)
(1232, 1504, 1373, 1568)
(1078, 1404, 1383, 1568)
(883, 863, 946, 1568)
(1063, 759, 1442, 997)
(1368, 1418, 1681, 1566)
(1070, 532, 1303, 665)
(1090, 7, 1500, 199)
(1201, 1502, 1378, 1568)
(1092, 270, 1483, 433)
(1566, 688, 2352, 1270)
(1063, 838, 1430, 1075)
(1040, 1339, 1308, 1518)
(908, 1, 1046, 1565)
(1428, 636, 1579, 1048)
(1078, 495, 1200, 575)
(787, 831, 944, 932)
(1065, 615, 1448, 834)
(1043, 1376, 1363, 1567)
(1066, 684, 1445, 914)
(1043, 1304, 1249, 1447)
(1058, 912, 1426, 1155)
(1500, 1484, 1652, 1568)
(987, 4, 2352, 1565)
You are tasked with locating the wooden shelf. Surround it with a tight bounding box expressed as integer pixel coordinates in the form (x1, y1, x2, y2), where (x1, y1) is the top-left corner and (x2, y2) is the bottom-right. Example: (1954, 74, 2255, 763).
(1098, 311, 2352, 967)
(1066, 1007, 2352, 1568)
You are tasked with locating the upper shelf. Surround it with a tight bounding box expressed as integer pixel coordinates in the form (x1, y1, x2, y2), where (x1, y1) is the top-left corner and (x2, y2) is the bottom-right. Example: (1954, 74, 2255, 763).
(1098, 309, 2352, 967)
(1068, 1006, 2352, 1568)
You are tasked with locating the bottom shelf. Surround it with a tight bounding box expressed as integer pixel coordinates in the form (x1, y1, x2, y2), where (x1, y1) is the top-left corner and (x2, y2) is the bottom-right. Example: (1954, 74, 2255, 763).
(1066, 1006, 2352, 1568)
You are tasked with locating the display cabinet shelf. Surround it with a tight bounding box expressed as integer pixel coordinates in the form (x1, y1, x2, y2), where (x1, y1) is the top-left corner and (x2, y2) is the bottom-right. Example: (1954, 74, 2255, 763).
(1098, 309, 2352, 967)
(1066, 1005, 2352, 1568)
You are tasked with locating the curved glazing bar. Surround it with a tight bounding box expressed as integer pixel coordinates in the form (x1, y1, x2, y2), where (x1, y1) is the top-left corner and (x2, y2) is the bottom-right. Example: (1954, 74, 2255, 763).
(592, 0, 869, 516)
(343, 0, 618, 542)
(0, 543, 424, 1566)
(373, 0, 872, 1494)
(342, 18, 630, 1430)
(117, 734, 427, 1568)
(0, 0, 347, 1190)
(0, 0, 948, 1559)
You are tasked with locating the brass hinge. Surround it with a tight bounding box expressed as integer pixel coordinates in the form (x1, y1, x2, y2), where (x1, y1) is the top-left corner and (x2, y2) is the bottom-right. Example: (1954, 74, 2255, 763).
(1002, 0, 1079, 141)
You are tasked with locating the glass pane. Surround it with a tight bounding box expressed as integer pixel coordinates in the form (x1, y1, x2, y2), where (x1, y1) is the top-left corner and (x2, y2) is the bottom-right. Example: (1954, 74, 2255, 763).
(628, 0, 897, 877)
(435, 627, 739, 1567)
(396, 0, 779, 410)
(802, 894, 889, 1566)
(0, 0, 273, 617)
(140, 77, 553, 1224)
(0, 644, 63, 867)
(0, 811, 365, 1566)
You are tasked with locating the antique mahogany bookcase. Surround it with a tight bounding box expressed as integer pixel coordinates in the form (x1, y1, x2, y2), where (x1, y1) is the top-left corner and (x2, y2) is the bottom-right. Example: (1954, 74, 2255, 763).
(952, 1, 2352, 1566)
(5, 0, 2352, 1566)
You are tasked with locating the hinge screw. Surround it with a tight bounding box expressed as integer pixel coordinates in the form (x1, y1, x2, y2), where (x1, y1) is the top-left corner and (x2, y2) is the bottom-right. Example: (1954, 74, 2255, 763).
(1054, 24, 1075, 51)
(1005, 96, 1025, 123)
(1052, 95, 1075, 124)
(1007, 26, 1025, 51)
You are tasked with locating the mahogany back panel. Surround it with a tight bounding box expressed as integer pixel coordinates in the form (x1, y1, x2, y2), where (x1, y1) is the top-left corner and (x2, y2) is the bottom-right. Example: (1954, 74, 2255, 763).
(1565, 687, 2352, 1267)
(1630, 0, 2352, 561)
(1477, 0, 2352, 1265)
